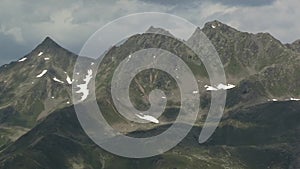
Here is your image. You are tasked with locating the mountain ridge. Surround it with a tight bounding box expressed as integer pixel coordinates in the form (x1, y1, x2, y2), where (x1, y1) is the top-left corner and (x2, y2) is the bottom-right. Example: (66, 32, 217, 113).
(0, 20, 300, 169)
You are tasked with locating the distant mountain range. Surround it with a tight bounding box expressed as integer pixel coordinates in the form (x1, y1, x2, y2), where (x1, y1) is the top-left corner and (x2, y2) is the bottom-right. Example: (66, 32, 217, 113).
(0, 20, 300, 169)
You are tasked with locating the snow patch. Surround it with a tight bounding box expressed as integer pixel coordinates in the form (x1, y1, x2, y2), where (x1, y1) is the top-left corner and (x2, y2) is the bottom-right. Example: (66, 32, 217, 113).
(66, 74, 74, 84)
(76, 69, 93, 102)
(53, 77, 64, 84)
(205, 83, 235, 91)
(272, 99, 278, 102)
(38, 52, 43, 56)
(36, 70, 47, 78)
(212, 25, 216, 29)
(205, 85, 218, 91)
(290, 98, 300, 101)
(217, 83, 236, 90)
(135, 113, 159, 124)
(18, 57, 27, 62)
(44, 57, 50, 60)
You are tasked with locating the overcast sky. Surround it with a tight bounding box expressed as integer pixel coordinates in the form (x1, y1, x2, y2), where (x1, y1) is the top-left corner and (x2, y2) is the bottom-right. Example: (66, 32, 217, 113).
(0, 0, 299, 65)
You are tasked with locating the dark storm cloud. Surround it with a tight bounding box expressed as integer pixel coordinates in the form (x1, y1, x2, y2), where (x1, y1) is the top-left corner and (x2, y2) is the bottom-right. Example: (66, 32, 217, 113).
(0, 34, 30, 65)
(213, 0, 276, 7)
(140, 0, 276, 7)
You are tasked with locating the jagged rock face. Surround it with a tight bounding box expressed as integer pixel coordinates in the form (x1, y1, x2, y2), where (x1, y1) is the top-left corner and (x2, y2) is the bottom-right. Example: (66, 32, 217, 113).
(1, 20, 298, 129)
(188, 20, 300, 101)
(94, 33, 208, 109)
(1, 20, 300, 169)
(191, 21, 297, 79)
(0, 37, 77, 128)
(146, 26, 174, 37)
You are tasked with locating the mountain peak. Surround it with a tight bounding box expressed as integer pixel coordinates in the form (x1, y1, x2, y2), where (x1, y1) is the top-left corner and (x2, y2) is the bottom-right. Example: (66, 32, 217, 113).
(38, 36, 60, 48)
(291, 39, 300, 45)
(31, 36, 68, 55)
(286, 39, 300, 53)
(203, 20, 238, 32)
(145, 26, 174, 37)
(188, 20, 240, 42)
(25, 36, 76, 61)
(43, 36, 55, 43)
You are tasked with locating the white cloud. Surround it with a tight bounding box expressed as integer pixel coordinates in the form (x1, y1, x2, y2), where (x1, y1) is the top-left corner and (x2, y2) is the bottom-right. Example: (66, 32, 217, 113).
(0, 0, 299, 65)
(0, 26, 24, 43)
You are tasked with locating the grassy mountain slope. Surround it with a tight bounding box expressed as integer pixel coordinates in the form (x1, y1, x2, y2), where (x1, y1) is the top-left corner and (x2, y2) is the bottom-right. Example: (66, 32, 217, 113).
(1, 100, 300, 169)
